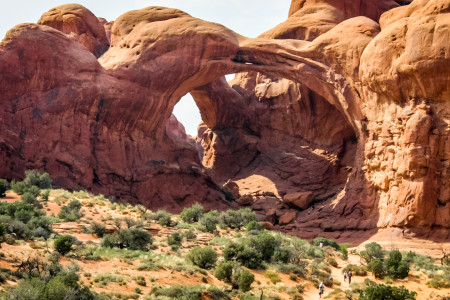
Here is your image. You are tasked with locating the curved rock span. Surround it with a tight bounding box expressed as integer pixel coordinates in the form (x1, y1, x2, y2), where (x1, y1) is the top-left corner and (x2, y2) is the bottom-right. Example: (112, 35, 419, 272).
(0, 1, 449, 239)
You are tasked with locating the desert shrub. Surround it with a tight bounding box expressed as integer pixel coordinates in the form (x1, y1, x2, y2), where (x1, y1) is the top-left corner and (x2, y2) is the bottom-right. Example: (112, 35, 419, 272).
(168, 232, 183, 247)
(313, 237, 339, 250)
(427, 274, 450, 288)
(215, 261, 254, 291)
(152, 210, 175, 227)
(265, 270, 281, 284)
(186, 246, 217, 269)
(327, 257, 338, 268)
(219, 208, 256, 230)
(0, 223, 6, 247)
(223, 242, 245, 261)
(21, 192, 42, 209)
(90, 221, 106, 237)
(223, 241, 263, 269)
(238, 270, 254, 292)
(101, 228, 153, 251)
(10, 180, 27, 195)
(360, 242, 384, 264)
(248, 231, 278, 261)
(54, 235, 74, 255)
(368, 258, 386, 279)
(41, 190, 50, 201)
(273, 247, 291, 264)
(24, 186, 41, 197)
(153, 285, 204, 299)
(23, 170, 52, 189)
(180, 203, 204, 223)
(343, 264, 368, 276)
(340, 244, 349, 260)
(0, 179, 8, 197)
(5, 270, 95, 300)
(134, 276, 146, 286)
(386, 250, 409, 279)
(200, 210, 219, 233)
(184, 229, 196, 240)
(246, 221, 264, 232)
(58, 200, 82, 221)
(238, 246, 263, 269)
(359, 284, 417, 300)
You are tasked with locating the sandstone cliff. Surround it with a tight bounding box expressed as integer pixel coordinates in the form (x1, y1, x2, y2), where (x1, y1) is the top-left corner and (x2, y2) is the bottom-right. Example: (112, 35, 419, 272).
(0, 0, 448, 238)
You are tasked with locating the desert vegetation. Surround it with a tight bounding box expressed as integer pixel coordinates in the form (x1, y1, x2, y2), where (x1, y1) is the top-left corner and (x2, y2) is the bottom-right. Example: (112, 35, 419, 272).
(0, 172, 447, 299)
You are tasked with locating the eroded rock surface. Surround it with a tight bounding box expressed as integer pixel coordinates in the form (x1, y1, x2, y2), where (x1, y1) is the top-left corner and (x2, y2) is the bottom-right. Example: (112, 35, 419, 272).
(0, 1, 449, 238)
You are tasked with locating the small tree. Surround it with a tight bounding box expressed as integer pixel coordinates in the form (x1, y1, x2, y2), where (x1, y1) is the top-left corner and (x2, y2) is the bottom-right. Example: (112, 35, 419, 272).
(246, 221, 263, 232)
(0, 179, 8, 197)
(58, 200, 82, 221)
(168, 232, 183, 247)
(186, 247, 217, 269)
(214, 261, 254, 292)
(54, 235, 74, 255)
(21, 192, 42, 209)
(180, 203, 204, 223)
(368, 258, 386, 279)
(23, 170, 52, 189)
(360, 242, 384, 264)
(386, 250, 409, 279)
(90, 222, 106, 237)
(200, 210, 219, 233)
(248, 231, 278, 261)
(0, 223, 6, 248)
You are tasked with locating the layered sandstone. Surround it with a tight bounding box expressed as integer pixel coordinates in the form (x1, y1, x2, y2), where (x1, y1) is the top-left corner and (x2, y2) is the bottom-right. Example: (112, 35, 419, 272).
(0, 0, 449, 238)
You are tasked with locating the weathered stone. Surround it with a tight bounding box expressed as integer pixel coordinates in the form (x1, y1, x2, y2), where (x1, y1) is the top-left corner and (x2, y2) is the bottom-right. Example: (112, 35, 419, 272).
(284, 192, 315, 210)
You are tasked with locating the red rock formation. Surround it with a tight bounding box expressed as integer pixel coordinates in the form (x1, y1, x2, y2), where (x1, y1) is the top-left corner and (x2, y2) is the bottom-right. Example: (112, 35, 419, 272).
(0, 1, 449, 239)
(38, 4, 109, 57)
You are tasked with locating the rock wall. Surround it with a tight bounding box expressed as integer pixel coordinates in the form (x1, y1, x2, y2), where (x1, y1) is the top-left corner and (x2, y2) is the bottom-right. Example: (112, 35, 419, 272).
(0, 0, 448, 237)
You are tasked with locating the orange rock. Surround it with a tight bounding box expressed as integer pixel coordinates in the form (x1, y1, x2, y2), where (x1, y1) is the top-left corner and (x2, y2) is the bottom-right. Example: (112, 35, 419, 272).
(284, 192, 315, 210)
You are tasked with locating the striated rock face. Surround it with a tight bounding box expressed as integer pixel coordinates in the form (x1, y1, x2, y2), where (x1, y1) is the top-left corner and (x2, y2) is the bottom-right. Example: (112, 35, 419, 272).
(0, 0, 449, 238)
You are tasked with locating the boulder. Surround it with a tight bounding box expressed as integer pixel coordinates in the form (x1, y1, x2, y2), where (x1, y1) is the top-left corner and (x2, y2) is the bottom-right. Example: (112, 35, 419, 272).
(283, 192, 315, 210)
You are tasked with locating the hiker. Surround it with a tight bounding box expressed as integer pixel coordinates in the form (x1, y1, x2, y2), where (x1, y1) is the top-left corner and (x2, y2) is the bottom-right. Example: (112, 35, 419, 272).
(402, 229, 405, 236)
(319, 281, 325, 298)
(329, 275, 333, 287)
(344, 270, 348, 282)
(348, 270, 352, 284)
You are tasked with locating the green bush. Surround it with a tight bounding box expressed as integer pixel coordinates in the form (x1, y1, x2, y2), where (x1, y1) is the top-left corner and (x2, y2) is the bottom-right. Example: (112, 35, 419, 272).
(23, 170, 52, 189)
(168, 232, 183, 247)
(223, 242, 245, 261)
(24, 186, 41, 197)
(273, 247, 291, 264)
(386, 250, 409, 279)
(151, 210, 175, 227)
(41, 190, 50, 201)
(0, 179, 8, 197)
(237, 246, 263, 269)
(368, 258, 386, 279)
(427, 274, 450, 288)
(360, 242, 384, 264)
(339, 244, 348, 260)
(186, 246, 217, 269)
(180, 203, 204, 223)
(90, 221, 106, 237)
(359, 284, 417, 300)
(265, 270, 281, 284)
(58, 200, 82, 221)
(249, 231, 278, 262)
(219, 208, 256, 230)
(10, 181, 27, 195)
(54, 235, 74, 255)
(246, 221, 264, 232)
(200, 210, 219, 233)
(153, 285, 203, 299)
(184, 229, 196, 240)
(134, 276, 146, 286)
(21, 192, 42, 209)
(343, 264, 368, 276)
(313, 237, 339, 250)
(101, 228, 153, 251)
(238, 270, 254, 292)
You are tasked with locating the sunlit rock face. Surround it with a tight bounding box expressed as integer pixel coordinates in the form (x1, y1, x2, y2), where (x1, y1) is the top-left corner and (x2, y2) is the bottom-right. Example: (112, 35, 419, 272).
(0, 0, 448, 238)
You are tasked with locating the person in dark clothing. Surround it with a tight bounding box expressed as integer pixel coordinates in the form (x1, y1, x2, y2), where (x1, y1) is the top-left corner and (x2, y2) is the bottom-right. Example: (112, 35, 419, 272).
(348, 270, 352, 284)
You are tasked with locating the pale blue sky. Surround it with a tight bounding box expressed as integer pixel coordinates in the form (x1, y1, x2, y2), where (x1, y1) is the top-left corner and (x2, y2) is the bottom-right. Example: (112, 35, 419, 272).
(0, 0, 291, 135)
